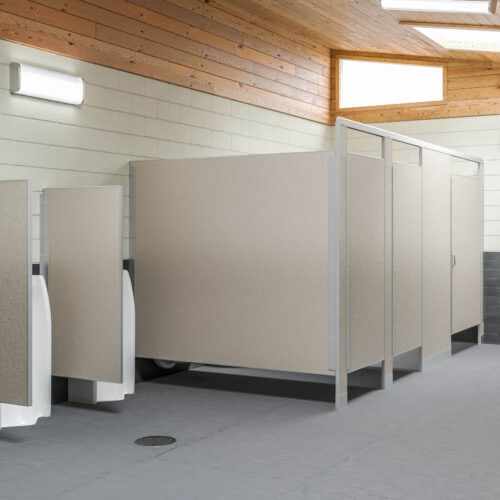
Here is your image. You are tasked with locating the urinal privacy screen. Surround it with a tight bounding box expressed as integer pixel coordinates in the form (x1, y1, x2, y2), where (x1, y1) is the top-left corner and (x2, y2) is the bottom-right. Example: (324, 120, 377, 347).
(43, 186, 123, 383)
(0, 180, 31, 406)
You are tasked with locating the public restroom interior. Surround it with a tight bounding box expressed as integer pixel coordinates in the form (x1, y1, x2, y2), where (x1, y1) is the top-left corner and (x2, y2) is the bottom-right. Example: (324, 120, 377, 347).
(0, 1, 499, 498)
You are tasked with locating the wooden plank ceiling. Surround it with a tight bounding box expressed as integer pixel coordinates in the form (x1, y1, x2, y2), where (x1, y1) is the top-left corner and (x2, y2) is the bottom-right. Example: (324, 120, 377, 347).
(0, 0, 499, 123)
(212, 0, 500, 62)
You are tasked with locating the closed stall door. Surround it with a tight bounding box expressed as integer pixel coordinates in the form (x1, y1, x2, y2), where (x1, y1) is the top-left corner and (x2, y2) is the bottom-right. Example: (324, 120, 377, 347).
(451, 175, 482, 334)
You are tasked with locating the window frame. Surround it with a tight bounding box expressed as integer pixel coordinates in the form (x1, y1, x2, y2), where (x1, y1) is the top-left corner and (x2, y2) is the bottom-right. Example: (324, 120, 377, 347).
(336, 56, 447, 112)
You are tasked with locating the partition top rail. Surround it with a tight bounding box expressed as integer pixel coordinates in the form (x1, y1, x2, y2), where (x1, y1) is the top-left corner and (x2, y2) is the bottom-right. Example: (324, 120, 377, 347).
(336, 117, 483, 169)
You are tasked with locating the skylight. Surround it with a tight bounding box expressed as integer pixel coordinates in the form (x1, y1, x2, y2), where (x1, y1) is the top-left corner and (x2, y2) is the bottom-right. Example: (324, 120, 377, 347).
(415, 26, 500, 52)
(381, 0, 496, 13)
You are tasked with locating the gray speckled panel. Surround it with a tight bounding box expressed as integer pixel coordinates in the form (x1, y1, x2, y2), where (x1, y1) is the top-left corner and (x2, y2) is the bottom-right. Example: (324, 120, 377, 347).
(393, 163, 422, 356)
(132, 153, 331, 375)
(0, 180, 31, 406)
(347, 153, 385, 371)
(45, 186, 123, 383)
(451, 175, 482, 334)
(422, 149, 451, 360)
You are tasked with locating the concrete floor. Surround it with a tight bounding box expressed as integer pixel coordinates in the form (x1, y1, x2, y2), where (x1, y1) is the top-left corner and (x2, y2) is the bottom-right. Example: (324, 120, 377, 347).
(1, 343, 499, 499)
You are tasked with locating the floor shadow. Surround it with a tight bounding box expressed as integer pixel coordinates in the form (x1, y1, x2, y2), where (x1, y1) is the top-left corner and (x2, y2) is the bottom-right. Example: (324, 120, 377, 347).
(60, 401, 122, 414)
(452, 340, 477, 355)
(151, 369, 375, 403)
(393, 369, 416, 382)
(0, 430, 25, 443)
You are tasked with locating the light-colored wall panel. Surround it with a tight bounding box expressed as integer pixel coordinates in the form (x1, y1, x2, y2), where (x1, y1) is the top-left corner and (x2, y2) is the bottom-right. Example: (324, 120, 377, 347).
(0, 180, 31, 406)
(44, 186, 123, 383)
(347, 153, 385, 372)
(133, 152, 331, 375)
(0, 40, 332, 263)
(422, 149, 451, 360)
(452, 175, 482, 333)
(393, 162, 422, 355)
(372, 116, 500, 250)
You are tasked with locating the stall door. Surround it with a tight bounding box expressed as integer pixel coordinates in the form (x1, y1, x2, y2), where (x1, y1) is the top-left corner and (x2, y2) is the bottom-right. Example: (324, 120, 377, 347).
(451, 175, 482, 334)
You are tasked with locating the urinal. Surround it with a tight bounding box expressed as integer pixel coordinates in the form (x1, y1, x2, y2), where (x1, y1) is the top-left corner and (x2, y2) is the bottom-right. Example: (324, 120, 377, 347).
(0, 276, 52, 428)
(68, 270, 135, 404)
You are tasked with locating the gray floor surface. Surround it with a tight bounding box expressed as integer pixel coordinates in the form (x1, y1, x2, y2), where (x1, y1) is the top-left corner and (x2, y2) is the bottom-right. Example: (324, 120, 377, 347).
(1, 343, 499, 500)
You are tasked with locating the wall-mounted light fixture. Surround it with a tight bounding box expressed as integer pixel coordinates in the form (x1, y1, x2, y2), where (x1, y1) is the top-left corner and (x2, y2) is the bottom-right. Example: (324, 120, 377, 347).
(10, 63, 84, 105)
(381, 0, 497, 14)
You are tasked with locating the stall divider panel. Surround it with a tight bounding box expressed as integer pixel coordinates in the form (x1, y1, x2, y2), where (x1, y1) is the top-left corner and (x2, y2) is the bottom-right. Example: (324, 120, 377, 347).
(347, 153, 386, 372)
(132, 153, 332, 375)
(422, 149, 452, 364)
(451, 175, 482, 334)
(42, 186, 123, 383)
(0, 180, 31, 406)
(393, 162, 423, 356)
(382, 138, 394, 388)
(334, 124, 348, 407)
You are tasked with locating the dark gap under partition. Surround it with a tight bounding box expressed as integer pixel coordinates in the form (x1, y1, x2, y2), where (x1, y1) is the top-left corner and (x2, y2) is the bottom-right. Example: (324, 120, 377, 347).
(452, 326, 479, 355)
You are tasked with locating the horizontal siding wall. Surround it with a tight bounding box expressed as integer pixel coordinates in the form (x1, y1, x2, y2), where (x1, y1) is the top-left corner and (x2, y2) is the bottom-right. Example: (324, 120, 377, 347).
(344, 115, 500, 250)
(0, 40, 333, 262)
(0, 0, 332, 123)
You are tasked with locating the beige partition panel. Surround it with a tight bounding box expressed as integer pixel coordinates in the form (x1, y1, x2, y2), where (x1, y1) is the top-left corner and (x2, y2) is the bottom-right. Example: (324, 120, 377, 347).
(422, 150, 451, 360)
(0, 180, 31, 406)
(452, 175, 482, 333)
(43, 187, 123, 383)
(132, 153, 332, 375)
(393, 163, 422, 356)
(347, 153, 385, 372)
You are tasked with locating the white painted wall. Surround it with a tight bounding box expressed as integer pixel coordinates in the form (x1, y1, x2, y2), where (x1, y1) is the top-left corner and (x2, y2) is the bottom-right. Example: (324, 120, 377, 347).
(1, 40, 499, 258)
(373, 118, 500, 251)
(0, 40, 333, 262)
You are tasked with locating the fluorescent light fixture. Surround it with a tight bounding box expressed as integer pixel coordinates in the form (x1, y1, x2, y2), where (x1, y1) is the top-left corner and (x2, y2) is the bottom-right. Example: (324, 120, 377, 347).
(10, 63, 84, 105)
(415, 26, 500, 51)
(381, 0, 496, 13)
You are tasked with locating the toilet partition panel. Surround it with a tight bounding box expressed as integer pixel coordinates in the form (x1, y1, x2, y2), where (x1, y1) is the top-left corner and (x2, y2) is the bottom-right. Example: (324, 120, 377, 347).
(132, 118, 483, 407)
(422, 150, 452, 366)
(132, 153, 332, 376)
(451, 175, 482, 334)
(0, 180, 31, 406)
(41, 186, 123, 383)
(347, 153, 386, 372)
(393, 162, 423, 357)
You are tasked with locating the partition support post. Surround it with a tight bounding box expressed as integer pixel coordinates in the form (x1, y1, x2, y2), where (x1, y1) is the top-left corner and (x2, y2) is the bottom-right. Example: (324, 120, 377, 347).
(479, 160, 485, 345)
(382, 137, 393, 389)
(333, 122, 348, 409)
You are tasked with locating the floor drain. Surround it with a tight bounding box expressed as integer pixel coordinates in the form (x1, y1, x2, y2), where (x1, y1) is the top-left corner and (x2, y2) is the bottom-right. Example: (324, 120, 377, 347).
(134, 435, 177, 447)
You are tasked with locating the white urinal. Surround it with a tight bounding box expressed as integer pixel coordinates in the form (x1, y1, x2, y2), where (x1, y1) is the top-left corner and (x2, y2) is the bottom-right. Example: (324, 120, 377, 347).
(68, 270, 135, 404)
(0, 276, 52, 429)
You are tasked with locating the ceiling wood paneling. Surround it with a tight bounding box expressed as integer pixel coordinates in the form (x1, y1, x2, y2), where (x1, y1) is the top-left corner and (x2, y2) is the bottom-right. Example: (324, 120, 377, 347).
(0, 0, 499, 124)
(211, 0, 500, 62)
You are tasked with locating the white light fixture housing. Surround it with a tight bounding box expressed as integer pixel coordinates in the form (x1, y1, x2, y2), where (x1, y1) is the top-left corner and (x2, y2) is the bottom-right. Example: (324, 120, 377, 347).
(10, 63, 84, 105)
(381, 0, 497, 14)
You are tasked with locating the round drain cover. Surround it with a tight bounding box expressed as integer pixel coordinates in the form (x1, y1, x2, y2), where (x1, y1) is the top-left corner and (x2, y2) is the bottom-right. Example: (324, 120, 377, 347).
(134, 435, 176, 447)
